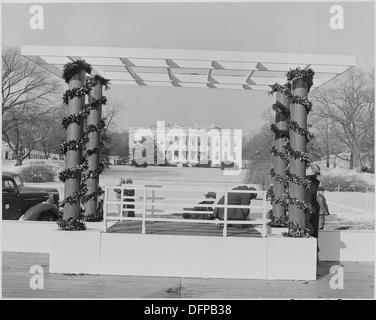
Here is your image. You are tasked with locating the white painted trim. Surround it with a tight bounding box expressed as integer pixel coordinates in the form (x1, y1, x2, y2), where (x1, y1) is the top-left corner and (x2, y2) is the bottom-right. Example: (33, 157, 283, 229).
(49, 229, 102, 275)
(2, 221, 103, 253)
(267, 235, 317, 280)
(3, 222, 372, 280)
(2, 221, 57, 253)
(3, 222, 374, 263)
(21, 46, 356, 66)
(21, 46, 355, 90)
(103, 185, 268, 237)
(318, 230, 375, 262)
(100, 233, 268, 279)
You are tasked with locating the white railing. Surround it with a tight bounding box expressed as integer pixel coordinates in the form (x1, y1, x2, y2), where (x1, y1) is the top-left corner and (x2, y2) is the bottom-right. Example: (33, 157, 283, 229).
(103, 185, 268, 237)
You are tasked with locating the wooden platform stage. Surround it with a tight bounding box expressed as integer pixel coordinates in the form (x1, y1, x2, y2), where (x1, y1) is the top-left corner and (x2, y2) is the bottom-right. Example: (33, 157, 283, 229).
(2, 252, 374, 299)
(106, 219, 263, 238)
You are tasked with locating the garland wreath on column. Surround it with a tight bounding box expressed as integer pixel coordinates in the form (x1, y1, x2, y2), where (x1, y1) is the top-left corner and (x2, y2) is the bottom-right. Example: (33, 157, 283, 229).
(57, 60, 110, 231)
(267, 68, 315, 237)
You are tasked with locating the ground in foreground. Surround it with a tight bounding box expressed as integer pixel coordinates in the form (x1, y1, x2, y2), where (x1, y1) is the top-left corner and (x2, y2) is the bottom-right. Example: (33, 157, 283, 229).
(2, 252, 374, 299)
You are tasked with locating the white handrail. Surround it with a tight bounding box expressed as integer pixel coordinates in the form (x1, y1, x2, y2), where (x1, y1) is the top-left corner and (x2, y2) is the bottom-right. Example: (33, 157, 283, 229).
(103, 185, 267, 237)
(142, 188, 147, 234)
(223, 192, 228, 237)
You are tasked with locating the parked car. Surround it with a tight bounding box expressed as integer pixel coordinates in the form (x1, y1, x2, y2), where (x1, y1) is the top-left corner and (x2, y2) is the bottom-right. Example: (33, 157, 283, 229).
(2, 171, 60, 221)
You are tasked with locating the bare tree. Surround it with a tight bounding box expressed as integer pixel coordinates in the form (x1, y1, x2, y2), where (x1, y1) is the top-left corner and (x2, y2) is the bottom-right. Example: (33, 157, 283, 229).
(98, 99, 126, 166)
(311, 68, 374, 170)
(2, 46, 62, 165)
(244, 124, 274, 189)
(309, 115, 345, 168)
(37, 106, 67, 159)
(102, 99, 124, 132)
(2, 119, 44, 164)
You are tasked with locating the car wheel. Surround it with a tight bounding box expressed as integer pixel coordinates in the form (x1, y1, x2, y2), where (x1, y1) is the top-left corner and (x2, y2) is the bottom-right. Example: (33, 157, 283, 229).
(37, 211, 58, 221)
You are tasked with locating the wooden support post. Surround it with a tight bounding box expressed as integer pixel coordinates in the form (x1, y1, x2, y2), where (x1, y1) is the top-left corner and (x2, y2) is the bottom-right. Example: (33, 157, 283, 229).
(63, 70, 86, 220)
(84, 81, 103, 216)
(273, 91, 289, 217)
(288, 78, 308, 226)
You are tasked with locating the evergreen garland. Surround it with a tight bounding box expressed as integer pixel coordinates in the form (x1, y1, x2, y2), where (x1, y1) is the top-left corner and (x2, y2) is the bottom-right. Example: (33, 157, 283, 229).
(270, 124, 289, 139)
(285, 172, 312, 190)
(267, 210, 290, 227)
(271, 195, 289, 208)
(286, 120, 314, 142)
(288, 95, 313, 114)
(82, 163, 105, 182)
(83, 143, 104, 158)
(81, 189, 104, 203)
(286, 68, 315, 92)
(62, 113, 84, 129)
(63, 86, 93, 105)
(282, 221, 311, 238)
(269, 168, 289, 188)
(63, 60, 92, 84)
(267, 212, 310, 237)
(284, 142, 313, 164)
(58, 161, 89, 183)
(286, 195, 313, 214)
(61, 97, 107, 129)
(87, 75, 111, 90)
(268, 83, 291, 96)
(268, 81, 313, 114)
(57, 216, 87, 231)
(60, 137, 90, 154)
(270, 146, 289, 161)
(84, 121, 106, 136)
(272, 103, 290, 117)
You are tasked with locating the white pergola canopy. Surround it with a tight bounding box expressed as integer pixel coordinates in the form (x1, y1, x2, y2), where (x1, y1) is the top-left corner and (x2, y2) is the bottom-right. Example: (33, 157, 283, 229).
(21, 46, 356, 91)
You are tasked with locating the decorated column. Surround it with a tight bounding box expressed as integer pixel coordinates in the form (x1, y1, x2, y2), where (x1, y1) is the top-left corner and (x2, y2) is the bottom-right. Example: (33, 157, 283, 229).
(288, 78, 307, 226)
(268, 69, 314, 237)
(271, 91, 290, 217)
(62, 69, 87, 220)
(58, 61, 109, 230)
(286, 69, 314, 227)
(84, 79, 106, 215)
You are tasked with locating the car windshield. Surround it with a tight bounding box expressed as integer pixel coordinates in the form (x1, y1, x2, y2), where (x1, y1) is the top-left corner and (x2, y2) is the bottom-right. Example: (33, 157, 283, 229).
(13, 175, 24, 187)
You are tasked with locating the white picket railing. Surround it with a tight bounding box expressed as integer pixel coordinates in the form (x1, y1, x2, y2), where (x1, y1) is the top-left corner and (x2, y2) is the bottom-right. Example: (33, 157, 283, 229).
(103, 185, 268, 237)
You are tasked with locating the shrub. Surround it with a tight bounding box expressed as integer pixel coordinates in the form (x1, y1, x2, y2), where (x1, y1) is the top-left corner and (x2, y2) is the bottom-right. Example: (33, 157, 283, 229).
(361, 166, 374, 174)
(319, 174, 374, 193)
(19, 164, 56, 183)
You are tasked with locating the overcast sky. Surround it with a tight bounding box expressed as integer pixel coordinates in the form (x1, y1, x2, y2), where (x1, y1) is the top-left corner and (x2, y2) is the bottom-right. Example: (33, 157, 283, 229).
(1, 1, 374, 135)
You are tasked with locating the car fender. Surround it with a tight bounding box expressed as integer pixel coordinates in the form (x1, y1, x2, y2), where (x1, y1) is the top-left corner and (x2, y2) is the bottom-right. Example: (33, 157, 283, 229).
(20, 202, 60, 221)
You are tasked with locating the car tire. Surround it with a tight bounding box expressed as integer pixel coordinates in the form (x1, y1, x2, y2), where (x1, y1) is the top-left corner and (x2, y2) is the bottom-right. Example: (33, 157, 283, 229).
(37, 211, 58, 222)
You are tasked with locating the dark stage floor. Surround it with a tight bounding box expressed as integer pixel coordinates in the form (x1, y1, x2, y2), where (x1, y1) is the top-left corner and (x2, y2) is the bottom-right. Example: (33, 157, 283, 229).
(106, 219, 263, 238)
